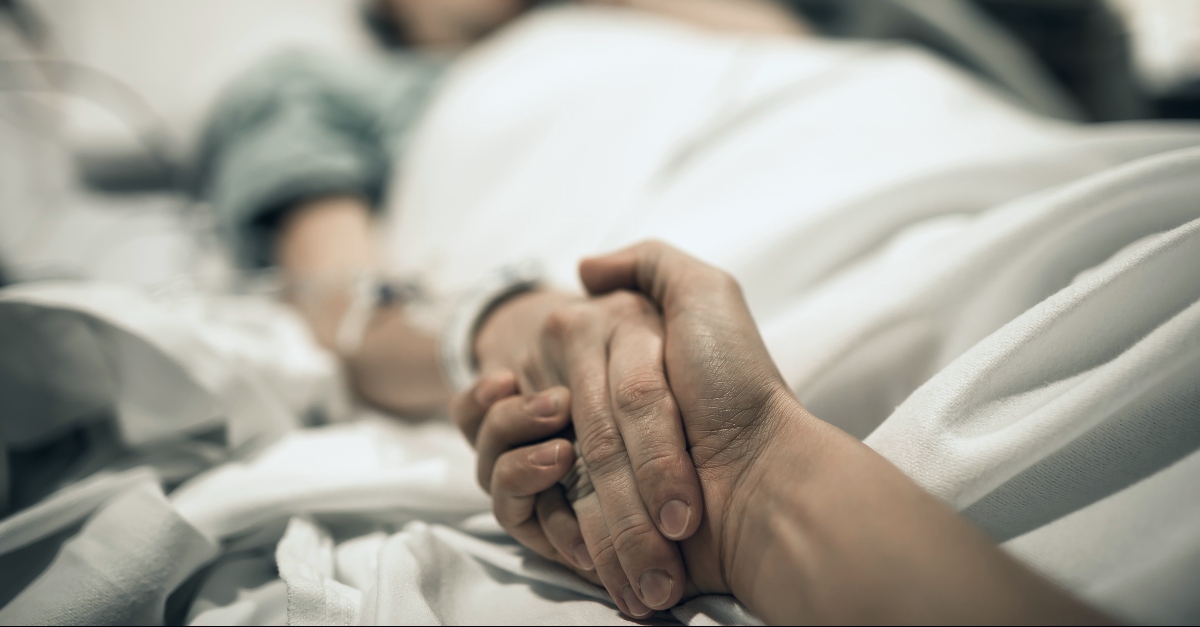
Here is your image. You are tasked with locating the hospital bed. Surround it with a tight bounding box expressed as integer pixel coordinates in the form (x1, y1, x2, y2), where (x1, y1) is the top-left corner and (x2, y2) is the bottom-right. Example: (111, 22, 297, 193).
(2, 3, 1200, 625)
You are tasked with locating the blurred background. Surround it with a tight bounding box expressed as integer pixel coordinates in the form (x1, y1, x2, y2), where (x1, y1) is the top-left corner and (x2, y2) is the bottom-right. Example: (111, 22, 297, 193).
(1, 0, 1198, 292)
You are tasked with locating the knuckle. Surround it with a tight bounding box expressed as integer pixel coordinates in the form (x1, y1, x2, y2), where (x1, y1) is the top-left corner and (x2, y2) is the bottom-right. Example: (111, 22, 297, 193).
(605, 289, 655, 317)
(611, 515, 659, 556)
(491, 504, 512, 530)
(613, 372, 672, 416)
(577, 421, 627, 478)
(492, 501, 522, 531)
(602, 290, 640, 313)
(591, 536, 620, 572)
(489, 453, 519, 493)
(632, 447, 685, 489)
(477, 397, 520, 445)
(713, 268, 743, 297)
(543, 304, 592, 341)
(637, 239, 667, 257)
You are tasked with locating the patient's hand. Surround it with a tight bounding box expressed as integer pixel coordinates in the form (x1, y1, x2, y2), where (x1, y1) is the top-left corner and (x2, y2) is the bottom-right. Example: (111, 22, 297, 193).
(450, 374, 599, 577)
(457, 289, 704, 616)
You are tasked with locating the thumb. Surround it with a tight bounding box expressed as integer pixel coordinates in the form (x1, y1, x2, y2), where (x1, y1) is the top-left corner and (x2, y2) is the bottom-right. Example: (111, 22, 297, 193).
(579, 240, 735, 316)
(449, 370, 518, 446)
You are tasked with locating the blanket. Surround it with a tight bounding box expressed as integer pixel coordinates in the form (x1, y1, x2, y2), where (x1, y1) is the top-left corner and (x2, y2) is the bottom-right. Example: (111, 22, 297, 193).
(2, 7, 1199, 625)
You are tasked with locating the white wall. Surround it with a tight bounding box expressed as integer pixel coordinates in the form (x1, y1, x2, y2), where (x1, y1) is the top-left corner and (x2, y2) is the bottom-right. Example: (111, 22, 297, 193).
(27, 0, 381, 150)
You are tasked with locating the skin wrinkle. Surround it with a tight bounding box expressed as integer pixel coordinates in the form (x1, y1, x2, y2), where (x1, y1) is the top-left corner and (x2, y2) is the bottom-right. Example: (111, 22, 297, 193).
(571, 311, 689, 607)
(536, 487, 584, 553)
(610, 508, 660, 556)
(632, 448, 686, 485)
(687, 395, 776, 467)
(510, 289, 692, 609)
(578, 502, 627, 608)
(476, 408, 568, 491)
(574, 398, 627, 477)
(608, 309, 701, 537)
(612, 371, 673, 416)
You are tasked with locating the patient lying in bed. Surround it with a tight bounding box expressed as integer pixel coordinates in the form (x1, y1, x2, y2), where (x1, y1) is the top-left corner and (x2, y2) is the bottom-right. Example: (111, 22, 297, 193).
(184, 2, 1200, 623)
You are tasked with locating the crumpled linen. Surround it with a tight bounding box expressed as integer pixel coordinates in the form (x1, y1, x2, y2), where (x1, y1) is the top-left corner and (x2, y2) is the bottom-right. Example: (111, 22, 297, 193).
(0, 282, 343, 451)
(0, 479, 217, 625)
(374, 7, 1200, 623)
(0, 283, 346, 624)
(4, 6, 1200, 627)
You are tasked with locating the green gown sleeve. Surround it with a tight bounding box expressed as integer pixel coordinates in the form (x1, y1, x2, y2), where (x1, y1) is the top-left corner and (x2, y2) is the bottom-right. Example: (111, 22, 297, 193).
(193, 52, 443, 268)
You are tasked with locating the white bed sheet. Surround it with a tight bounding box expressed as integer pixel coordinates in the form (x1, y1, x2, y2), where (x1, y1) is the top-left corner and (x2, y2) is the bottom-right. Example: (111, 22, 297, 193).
(3, 6, 1200, 626)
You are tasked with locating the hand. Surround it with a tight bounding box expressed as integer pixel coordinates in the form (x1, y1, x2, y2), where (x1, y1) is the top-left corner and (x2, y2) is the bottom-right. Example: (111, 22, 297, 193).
(479, 241, 802, 598)
(450, 372, 601, 581)
(505, 241, 1108, 625)
(464, 289, 706, 616)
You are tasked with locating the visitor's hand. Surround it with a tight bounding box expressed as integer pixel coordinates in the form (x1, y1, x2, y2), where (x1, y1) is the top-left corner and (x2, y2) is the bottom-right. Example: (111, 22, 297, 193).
(573, 240, 805, 594)
(572, 242, 1112, 625)
(463, 289, 705, 616)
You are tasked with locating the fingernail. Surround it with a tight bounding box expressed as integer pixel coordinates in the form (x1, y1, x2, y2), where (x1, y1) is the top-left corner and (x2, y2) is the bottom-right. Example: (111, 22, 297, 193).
(622, 584, 652, 618)
(571, 543, 594, 570)
(659, 499, 691, 539)
(527, 392, 559, 417)
(529, 442, 559, 467)
(639, 570, 674, 608)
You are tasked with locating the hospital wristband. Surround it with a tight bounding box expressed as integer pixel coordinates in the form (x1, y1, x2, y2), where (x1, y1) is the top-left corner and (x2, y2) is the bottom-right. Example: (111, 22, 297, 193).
(439, 260, 544, 392)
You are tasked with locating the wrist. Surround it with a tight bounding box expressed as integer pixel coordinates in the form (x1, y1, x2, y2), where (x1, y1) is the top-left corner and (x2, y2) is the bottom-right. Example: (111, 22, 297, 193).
(722, 390, 831, 615)
(440, 262, 547, 391)
(473, 289, 579, 375)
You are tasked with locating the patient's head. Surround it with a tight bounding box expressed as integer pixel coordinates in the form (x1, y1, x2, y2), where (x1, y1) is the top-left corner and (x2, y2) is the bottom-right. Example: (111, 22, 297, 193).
(372, 0, 531, 51)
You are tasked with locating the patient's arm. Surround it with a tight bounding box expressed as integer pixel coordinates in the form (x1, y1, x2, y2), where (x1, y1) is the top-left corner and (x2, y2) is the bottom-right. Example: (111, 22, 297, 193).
(277, 195, 450, 415)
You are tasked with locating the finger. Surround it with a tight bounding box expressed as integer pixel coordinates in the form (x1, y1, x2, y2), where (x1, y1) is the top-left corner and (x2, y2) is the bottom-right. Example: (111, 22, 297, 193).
(581, 241, 783, 411)
(579, 239, 734, 316)
(450, 370, 518, 446)
(475, 387, 571, 492)
(514, 346, 557, 395)
(491, 439, 575, 563)
(535, 488, 594, 572)
(551, 307, 686, 612)
(606, 298, 703, 542)
(572, 492, 654, 619)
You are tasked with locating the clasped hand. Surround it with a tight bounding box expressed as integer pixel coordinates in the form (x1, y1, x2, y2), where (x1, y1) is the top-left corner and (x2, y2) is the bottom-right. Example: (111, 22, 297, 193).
(451, 241, 799, 618)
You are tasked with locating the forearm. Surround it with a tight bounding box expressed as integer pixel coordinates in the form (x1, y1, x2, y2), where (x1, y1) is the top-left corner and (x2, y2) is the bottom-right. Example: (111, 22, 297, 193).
(728, 396, 1110, 625)
(278, 196, 450, 414)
